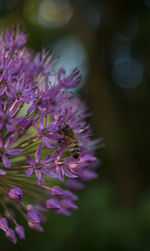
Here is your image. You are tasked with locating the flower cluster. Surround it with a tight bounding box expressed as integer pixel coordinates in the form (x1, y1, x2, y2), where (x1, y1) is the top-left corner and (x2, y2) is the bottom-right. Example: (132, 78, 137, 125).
(0, 25, 99, 243)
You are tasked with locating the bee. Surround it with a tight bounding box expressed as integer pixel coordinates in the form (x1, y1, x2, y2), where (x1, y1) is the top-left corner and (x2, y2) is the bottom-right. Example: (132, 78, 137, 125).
(60, 124, 80, 159)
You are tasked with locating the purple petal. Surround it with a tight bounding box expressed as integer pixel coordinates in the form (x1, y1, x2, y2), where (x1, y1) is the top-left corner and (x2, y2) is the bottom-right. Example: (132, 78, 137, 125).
(33, 119, 39, 131)
(35, 170, 42, 181)
(0, 135, 2, 148)
(39, 114, 45, 128)
(27, 103, 35, 114)
(9, 117, 24, 124)
(40, 156, 52, 164)
(0, 169, 6, 175)
(64, 168, 78, 178)
(6, 124, 16, 132)
(20, 118, 32, 130)
(26, 155, 35, 165)
(58, 68, 81, 89)
(2, 154, 11, 168)
(35, 143, 42, 162)
(6, 148, 21, 155)
(42, 138, 54, 148)
(26, 168, 33, 177)
(57, 67, 65, 81)
(42, 168, 58, 178)
(4, 132, 18, 148)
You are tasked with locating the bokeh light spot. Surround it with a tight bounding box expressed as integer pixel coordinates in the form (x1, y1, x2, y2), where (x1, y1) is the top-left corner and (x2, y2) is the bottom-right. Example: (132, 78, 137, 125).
(111, 57, 143, 89)
(110, 38, 131, 66)
(84, 6, 101, 30)
(144, 0, 150, 8)
(38, 0, 73, 28)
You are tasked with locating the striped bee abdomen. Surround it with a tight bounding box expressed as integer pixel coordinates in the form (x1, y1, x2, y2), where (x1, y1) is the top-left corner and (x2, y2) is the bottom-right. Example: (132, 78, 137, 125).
(68, 140, 80, 159)
(61, 125, 80, 159)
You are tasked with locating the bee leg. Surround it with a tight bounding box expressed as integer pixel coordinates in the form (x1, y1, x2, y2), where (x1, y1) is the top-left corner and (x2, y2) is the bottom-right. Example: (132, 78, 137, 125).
(58, 138, 65, 146)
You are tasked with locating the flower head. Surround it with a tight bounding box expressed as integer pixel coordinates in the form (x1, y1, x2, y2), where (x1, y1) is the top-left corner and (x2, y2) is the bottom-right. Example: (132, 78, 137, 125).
(0, 25, 100, 243)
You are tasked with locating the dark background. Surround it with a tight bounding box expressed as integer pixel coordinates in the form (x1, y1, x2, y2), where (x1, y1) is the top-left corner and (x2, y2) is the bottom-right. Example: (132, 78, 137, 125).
(1, 0, 150, 250)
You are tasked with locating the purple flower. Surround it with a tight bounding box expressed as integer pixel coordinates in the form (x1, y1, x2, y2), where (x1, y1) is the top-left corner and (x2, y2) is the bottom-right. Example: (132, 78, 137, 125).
(0, 25, 100, 244)
(0, 104, 25, 131)
(26, 143, 57, 182)
(0, 133, 21, 168)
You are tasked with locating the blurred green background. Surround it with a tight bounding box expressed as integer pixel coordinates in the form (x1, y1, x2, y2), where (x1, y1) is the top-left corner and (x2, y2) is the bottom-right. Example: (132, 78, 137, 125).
(1, 0, 150, 250)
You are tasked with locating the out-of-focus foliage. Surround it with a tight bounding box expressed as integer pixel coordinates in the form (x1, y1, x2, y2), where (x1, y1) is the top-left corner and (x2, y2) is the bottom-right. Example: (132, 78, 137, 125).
(0, 0, 150, 250)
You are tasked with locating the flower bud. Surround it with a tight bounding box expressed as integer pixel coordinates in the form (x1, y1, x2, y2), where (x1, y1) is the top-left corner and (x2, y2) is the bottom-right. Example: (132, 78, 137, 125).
(6, 228, 17, 244)
(15, 225, 25, 240)
(46, 199, 61, 210)
(27, 209, 40, 224)
(8, 187, 23, 202)
(0, 217, 8, 232)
